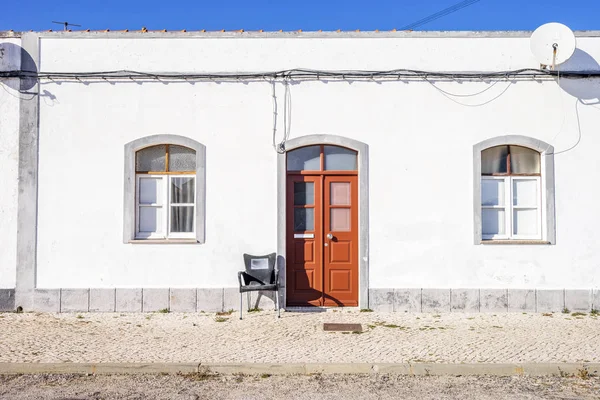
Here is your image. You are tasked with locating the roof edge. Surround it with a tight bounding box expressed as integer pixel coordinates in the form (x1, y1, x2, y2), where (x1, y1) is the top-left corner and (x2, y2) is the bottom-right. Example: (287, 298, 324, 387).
(2, 30, 600, 39)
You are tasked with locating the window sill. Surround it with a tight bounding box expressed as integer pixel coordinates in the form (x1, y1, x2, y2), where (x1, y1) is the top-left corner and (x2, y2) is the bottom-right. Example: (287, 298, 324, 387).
(480, 240, 551, 245)
(129, 239, 199, 245)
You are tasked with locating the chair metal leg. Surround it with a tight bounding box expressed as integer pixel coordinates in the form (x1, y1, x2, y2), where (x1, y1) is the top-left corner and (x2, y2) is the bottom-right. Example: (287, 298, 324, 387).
(239, 293, 243, 320)
(276, 289, 280, 318)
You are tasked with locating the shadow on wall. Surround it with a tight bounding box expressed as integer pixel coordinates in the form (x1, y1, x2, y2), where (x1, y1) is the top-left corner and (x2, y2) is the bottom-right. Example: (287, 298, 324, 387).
(559, 48, 600, 104)
(0, 42, 37, 91)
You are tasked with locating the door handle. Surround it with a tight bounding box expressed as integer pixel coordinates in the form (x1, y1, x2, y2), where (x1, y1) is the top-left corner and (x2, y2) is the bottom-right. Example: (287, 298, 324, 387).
(326, 233, 333, 240)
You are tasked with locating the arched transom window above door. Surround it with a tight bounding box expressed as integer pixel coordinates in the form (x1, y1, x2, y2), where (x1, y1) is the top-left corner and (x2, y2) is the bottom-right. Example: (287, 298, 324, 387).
(135, 144, 197, 240)
(287, 145, 357, 172)
(480, 145, 542, 241)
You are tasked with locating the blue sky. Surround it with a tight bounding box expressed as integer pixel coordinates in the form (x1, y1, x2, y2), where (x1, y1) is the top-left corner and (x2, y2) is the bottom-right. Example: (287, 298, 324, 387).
(1, 0, 598, 32)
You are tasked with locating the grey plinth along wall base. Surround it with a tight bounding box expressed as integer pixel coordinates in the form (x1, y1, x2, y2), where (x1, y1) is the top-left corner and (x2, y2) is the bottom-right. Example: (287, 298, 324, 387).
(25, 288, 281, 313)
(369, 289, 600, 313)
(0, 289, 15, 311)
(21, 287, 600, 313)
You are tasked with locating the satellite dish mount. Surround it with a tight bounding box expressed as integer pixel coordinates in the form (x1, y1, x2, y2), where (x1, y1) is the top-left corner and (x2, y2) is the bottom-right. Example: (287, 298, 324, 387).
(530, 22, 576, 70)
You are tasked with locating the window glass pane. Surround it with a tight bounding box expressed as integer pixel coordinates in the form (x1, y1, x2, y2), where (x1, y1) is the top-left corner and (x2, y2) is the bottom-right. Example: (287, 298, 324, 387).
(171, 206, 194, 233)
(324, 146, 357, 171)
(513, 179, 538, 207)
(139, 206, 162, 233)
(330, 182, 351, 205)
(513, 209, 538, 236)
(169, 145, 196, 172)
(294, 208, 314, 231)
(139, 178, 162, 205)
(481, 179, 505, 206)
(287, 146, 321, 171)
(294, 182, 314, 206)
(171, 177, 195, 204)
(510, 146, 540, 174)
(136, 145, 166, 172)
(482, 209, 505, 235)
(481, 146, 508, 175)
(331, 208, 351, 231)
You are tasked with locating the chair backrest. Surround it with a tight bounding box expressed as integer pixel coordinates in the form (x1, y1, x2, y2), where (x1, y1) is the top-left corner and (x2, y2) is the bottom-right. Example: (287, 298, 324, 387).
(243, 253, 277, 285)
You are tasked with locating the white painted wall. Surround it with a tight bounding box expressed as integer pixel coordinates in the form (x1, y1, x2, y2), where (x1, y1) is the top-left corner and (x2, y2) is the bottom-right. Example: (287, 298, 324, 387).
(33, 34, 600, 290)
(0, 38, 21, 288)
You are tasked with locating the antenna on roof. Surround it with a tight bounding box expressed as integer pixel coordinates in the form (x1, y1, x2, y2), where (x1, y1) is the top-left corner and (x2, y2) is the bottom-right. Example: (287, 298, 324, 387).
(530, 23, 576, 70)
(52, 21, 82, 31)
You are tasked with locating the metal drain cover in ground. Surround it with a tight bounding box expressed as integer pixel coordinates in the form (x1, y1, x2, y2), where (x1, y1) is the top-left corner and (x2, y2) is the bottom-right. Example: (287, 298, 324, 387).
(323, 323, 362, 332)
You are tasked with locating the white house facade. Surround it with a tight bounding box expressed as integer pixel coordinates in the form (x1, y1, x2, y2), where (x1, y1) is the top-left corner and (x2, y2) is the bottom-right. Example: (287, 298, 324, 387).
(1, 29, 600, 313)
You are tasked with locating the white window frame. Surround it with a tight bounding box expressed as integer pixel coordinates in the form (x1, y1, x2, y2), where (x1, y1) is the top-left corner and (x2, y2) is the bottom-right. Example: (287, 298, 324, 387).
(473, 135, 556, 245)
(481, 176, 542, 241)
(124, 135, 206, 244)
(135, 174, 196, 240)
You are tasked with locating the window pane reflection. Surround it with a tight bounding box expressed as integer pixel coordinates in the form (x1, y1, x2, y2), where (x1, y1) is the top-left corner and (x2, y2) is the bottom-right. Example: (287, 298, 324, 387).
(482, 209, 505, 235)
(330, 182, 351, 205)
(481, 179, 505, 206)
(324, 146, 357, 171)
(287, 146, 321, 171)
(513, 209, 537, 236)
(136, 145, 166, 172)
(330, 208, 351, 231)
(294, 208, 314, 231)
(481, 146, 508, 174)
(294, 182, 314, 205)
(510, 146, 540, 174)
(169, 145, 196, 172)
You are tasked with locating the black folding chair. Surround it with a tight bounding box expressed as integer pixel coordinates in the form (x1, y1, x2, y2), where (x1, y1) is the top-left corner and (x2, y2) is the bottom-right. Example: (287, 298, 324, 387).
(238, 253, 280, 319)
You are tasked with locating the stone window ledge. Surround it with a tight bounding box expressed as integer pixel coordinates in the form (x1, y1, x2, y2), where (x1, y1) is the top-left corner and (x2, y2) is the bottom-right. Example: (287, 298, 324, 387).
(128, 239, 199, 245)
(480, 240, 551, 245)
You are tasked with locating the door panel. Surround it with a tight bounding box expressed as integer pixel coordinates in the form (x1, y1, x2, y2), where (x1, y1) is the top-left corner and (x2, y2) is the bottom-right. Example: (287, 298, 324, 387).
(323, 176, 358, 306)
(286, 176, 323, 306)
(286, 174, 358, 307)
(329, 240, 351, 262)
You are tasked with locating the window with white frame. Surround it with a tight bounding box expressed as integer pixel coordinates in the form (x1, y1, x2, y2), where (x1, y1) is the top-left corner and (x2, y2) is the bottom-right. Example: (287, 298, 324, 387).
(481, 145, 542, 240)
(135, 144, 196, 239)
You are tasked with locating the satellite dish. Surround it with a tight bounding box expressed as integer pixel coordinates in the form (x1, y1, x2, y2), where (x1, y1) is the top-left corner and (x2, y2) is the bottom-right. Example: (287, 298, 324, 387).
(530, 22, 576, 68)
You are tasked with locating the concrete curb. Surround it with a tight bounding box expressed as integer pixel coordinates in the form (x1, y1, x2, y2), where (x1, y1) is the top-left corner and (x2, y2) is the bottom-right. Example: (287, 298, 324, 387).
(0, 362, 599, 376)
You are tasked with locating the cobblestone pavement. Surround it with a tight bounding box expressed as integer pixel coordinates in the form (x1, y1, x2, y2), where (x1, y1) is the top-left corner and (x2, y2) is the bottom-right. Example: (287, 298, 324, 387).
(1, 374, 600, 400)
(0, 310, 598, 364)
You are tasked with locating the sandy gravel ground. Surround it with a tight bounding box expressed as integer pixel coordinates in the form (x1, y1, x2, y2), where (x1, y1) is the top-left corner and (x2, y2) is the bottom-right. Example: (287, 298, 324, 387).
(1, 373, 599, 399)
(0, 310, 599, 363)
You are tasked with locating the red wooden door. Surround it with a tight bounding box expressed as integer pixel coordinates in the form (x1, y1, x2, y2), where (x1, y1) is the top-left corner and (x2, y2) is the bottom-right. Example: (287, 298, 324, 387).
(323, 175, 358, 306)
(286, 175, 323, 306)
(286, 174, 358, 307)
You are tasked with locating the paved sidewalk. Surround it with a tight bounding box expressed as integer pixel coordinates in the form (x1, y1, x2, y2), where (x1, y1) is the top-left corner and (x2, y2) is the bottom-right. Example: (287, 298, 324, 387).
(2, 374, 600, 400)
(0, 310, 598, 364)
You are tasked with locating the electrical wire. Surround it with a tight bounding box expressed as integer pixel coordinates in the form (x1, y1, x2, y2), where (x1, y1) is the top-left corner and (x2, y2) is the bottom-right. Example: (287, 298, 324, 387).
(271, 80, 284, 153)
(283, 78, 292, 150)
(548, 98, 583, 155)
(421, 78, 503, 97)
(543, 69, 567, 155)
(3, 67, 597, 156)
(271, 79, 292, 153)
(0, 79, 38, 101)
(2, 68, 600, 81)
(400, 0, 483, 31)
(424, 77, 513, 106)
